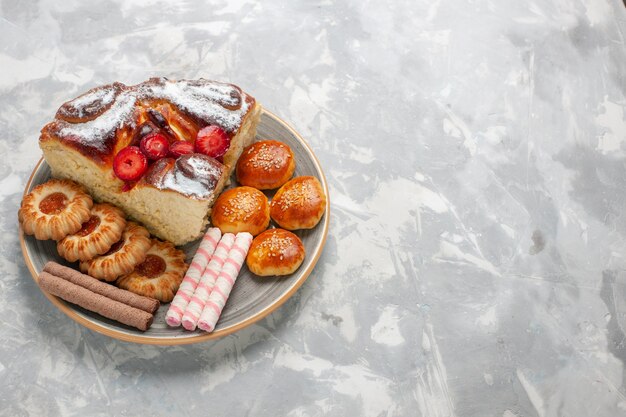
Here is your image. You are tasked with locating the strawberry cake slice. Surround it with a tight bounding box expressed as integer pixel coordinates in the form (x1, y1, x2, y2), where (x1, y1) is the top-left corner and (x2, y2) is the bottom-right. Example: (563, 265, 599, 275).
(39, 78, 262, 245)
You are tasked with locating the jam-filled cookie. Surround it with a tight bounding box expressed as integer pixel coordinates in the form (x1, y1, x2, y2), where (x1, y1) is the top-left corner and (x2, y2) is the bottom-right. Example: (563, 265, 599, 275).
(116, 239, 187, 303)
(18, 179, 93, 240)
(57, 203, 126, 262)
(211, 186, 270, 236)
(270, 176, 326, 230)
(236, 140, 295, 189)
(80, 222, 151, 281)
(246, 228, 305, 276)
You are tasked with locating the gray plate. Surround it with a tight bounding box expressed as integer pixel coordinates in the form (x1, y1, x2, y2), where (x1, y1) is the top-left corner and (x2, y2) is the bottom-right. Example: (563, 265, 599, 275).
(20, 110, 330, 345)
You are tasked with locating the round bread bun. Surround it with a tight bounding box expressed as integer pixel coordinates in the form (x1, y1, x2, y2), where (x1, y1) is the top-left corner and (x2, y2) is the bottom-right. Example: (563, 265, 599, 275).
(270, 176, 326, 230)
(246, 228, 305, 276)
(236, 140, 295, 189)
(211, 186, 270, 236)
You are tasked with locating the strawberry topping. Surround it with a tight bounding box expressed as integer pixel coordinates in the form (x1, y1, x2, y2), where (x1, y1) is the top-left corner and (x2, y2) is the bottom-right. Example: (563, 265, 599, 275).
(140, 133, 169, 160)
(169, 140, 195, 158)
(195, 125, 230, 161)
(113, 146, 148, 181)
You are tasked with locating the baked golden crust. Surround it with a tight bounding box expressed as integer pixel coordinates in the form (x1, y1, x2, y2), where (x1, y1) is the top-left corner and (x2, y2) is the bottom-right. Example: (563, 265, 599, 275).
(39, 78, 257, 167)
(57, 203, 126, 262)
(116, 239, 187, 303)
(18, 179, 93, 240)
(211, 186, 270, 236)
(246, 229, 305, 276)
(270, 176, 326, 230)
(236, 140, 295, 190)
(79, 222, 151, 282)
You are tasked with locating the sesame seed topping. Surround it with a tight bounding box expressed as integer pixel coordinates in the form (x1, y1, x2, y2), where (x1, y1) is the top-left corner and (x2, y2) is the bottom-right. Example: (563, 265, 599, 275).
(246, 142, 287, 172)
(258, 231, 293, 257)
(221, 189, 263, 220)
(276, 180, 316, 212)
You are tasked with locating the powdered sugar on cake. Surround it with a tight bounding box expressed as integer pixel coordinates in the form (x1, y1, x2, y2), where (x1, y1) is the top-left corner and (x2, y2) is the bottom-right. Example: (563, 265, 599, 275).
(152, 154, 224, 199)
(136, 79, 251, 133)
(54, 78, 250, 152)
(68, 86, 118, 117)
(58, 92, 138, 152)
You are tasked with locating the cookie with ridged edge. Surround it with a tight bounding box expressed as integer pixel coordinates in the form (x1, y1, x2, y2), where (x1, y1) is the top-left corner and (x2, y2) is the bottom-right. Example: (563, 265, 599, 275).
(57, 203, 126, 262)
(80, 222, 151, 282)
(116, 239, 187, 303)
(19, 179, 93, 241)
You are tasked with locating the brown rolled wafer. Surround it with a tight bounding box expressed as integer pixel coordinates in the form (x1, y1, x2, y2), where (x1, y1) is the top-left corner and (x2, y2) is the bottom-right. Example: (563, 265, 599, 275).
(38, 271, 153, 331)
(43, 261, 159, 314)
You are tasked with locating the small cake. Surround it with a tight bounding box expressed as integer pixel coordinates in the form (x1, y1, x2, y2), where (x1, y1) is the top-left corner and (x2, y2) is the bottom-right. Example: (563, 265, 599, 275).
(57, 203, 126, 262)
(39, 78, 262, 245)
(80, 222, 151, 281)
(236, 140, 295, 189)
(270, 176, 326, 230)
(117, 239, 187, 303)
(211, 186, 270, 236)
(19, 179, 93, 240)
(246, 229, 305, 276)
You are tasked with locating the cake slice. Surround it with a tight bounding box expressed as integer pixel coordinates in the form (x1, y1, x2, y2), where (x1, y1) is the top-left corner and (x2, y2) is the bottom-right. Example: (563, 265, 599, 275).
(39, 78, 262, 245)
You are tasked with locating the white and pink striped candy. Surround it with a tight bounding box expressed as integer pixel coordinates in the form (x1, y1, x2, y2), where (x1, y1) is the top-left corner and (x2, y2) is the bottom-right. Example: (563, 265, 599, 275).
(197, 232, 253, 332)
(166, 228, 222, 327)
(181, 233, 236, 331)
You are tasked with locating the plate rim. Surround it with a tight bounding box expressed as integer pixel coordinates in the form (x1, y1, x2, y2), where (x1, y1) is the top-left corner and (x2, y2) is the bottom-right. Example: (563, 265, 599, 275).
(19, 108, 330, 345)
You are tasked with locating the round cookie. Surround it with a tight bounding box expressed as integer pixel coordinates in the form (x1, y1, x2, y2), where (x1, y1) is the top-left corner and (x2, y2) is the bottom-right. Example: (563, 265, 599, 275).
(57, 203, 126, 262)
(236, 140, 295, 190)
(211, 186, 270, 236)
(116, 239, 187, 303)
(19, 179, 93, 240)
(80, 222, 151, 282)
(246, 228, 305, 276)
(270, 176, 326, 230)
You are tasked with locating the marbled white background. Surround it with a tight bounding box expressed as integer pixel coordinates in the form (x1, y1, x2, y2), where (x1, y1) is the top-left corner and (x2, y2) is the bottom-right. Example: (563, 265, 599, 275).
(1, 1, 626, 416)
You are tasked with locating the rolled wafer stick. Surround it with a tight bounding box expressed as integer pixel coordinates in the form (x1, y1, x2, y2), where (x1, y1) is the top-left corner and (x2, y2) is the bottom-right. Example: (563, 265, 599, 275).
(43, 261, 159, 314)
(38, 272, 153, 331)
(165, 227, 221, 327)
(197, 232, 253, 332)
(181, 233, 235, 331)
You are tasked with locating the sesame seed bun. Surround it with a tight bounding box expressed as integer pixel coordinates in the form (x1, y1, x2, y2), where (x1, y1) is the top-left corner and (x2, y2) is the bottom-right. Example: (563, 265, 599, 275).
(246, 228, 305, 276)
(236, 140, 295, 190)
(270, 176, 326, 230)
(211, 186, 270, 236)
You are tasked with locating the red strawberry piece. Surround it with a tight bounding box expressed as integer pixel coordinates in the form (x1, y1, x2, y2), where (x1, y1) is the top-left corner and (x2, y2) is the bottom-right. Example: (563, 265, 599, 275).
(140, 133, 169, 160)
(169, 141, 195, 158)
(113, 146, 148, 181)
(195, 125, 230, 161)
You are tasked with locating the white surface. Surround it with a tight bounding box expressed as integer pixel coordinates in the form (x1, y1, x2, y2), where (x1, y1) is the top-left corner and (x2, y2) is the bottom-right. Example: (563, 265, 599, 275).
(2, 1, 626, 416)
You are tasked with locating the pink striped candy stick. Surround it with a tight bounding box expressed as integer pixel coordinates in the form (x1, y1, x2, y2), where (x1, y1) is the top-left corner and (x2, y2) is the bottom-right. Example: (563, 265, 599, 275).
(198, 232, 253, 332)
(181, 233, 236, 331)
(166, 227, 222, 327)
